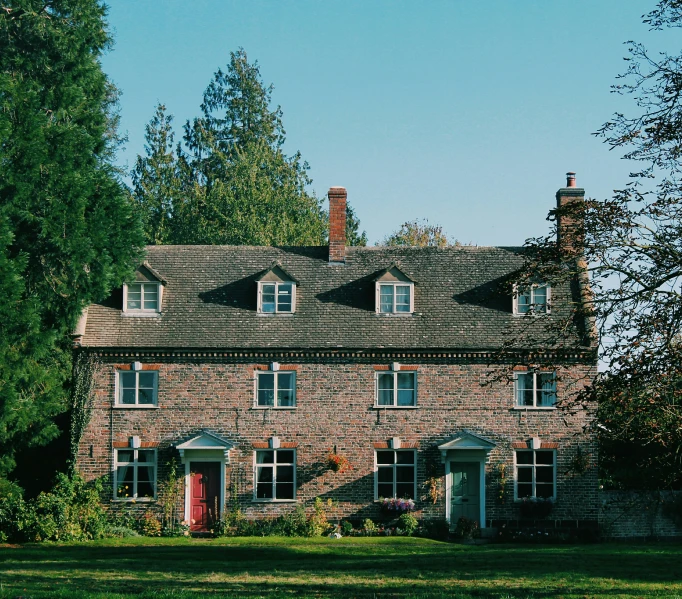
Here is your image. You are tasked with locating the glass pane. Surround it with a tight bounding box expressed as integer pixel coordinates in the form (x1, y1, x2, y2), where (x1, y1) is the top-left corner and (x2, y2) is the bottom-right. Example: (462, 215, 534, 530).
(259, 373, 275, 389)
(516, 451, 533, 465)
(378, 389, 394, 405)
(397, 373, 415, 406)
(379, 285, 393, 313)
(536, 451, 554, 465)
(277, 388, 295, 407)
(139, 372, 155, 387)
(396, 452, 415, 465)
(127, 284, 142, 310)
(377, 483, 393, 498)
(121, 389, 136, 405)
(120, 372, 136, 388)
(276, 482, 294, 500)
(257, 466, 273, 484)
(517, 483, 532, 498)
(119, 465, 134, 485)
(277, 373, 295, 406)
(517, 467, 533, 483)
(396, 466, 415, 483)
(117, 450, 133, 463)
(256, 451, 274, 464)
(277, 450, 294, 464)
(137, 450, 154, 463)
(516, 373, 534, 406)
(376, 451, 394, 465)
(536, 484, 554, 498)
(258, 389, 275, 406)
(396, 483, 414, 499)
(137, 465, 155, 498)
(538, 374, 556, 406)
(261, 284, 275, 313)
(395, 286, 410, 312)
(378, 373, 394, 405)
(277, 465, 294, 483)
(533, 286, 547, 312)
(536, 467, 554, 484)
(256, 481, 273, 499)
(277, 284, 293, 312)
(517, 289, 531, 313)
(377, 468, 393, 483)
(143, 285, 158, 310)
(138, 388, 154, 404)
(397, 390, 415, 406)
(397, 373, 415, 390)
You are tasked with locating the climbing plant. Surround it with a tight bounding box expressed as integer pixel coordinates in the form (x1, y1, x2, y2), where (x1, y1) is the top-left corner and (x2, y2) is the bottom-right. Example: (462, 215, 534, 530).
(69, 352, 98, 470)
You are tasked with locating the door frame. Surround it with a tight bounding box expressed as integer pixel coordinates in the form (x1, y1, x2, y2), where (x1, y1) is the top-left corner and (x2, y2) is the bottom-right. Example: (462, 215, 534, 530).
(183, 455, 226, 525)
(445, 455, 486, 528)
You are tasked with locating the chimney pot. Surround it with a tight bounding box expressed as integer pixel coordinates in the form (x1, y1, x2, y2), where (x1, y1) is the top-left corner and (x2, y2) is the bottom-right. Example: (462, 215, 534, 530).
(566, 172, 576, 187)
(328, 186, 347, 264)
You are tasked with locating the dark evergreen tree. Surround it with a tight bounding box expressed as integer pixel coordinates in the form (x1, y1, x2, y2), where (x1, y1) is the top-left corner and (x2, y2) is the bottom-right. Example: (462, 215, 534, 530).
(0, 0, 144, 477)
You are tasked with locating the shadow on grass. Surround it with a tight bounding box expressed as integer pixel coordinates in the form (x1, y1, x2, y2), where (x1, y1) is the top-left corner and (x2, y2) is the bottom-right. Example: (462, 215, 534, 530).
(0, 540, 681, 598)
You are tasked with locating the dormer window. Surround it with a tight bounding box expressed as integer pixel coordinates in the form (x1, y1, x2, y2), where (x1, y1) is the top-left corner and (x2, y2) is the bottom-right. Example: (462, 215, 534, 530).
(514, 283, 550, 315)
(122, 262, 166, 316)
(375, 265, 415, 315)
(257, 263, 298, 315)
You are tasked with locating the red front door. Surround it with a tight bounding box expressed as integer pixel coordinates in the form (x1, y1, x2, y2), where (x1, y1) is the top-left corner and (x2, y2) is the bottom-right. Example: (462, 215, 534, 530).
(190, 462, 220, 531)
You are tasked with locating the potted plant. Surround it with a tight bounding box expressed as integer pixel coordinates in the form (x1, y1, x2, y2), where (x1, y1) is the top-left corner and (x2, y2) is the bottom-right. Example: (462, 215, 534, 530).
(519, 496, 554, 519)
(326, 450, 351, 473)
(380, 497, 416, 514)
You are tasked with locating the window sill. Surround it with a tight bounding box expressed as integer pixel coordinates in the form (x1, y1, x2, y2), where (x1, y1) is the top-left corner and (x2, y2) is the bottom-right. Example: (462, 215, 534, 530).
(252, 499, 297, 503)
(374, 313, 415, 317)
(257, 313, 295, 317)
(512, 312, 551, 318)
(121, 311, 162, 318)
(373, 405, 419, 409)
(512, 406, 557, 411)
(111, 498, 156, 503)
(252, 406, 297, 410)
(113, 405, 159, 409)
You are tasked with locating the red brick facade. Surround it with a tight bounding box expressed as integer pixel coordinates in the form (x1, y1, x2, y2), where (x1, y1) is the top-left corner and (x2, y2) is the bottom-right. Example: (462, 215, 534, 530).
(76, 352, 598, 526)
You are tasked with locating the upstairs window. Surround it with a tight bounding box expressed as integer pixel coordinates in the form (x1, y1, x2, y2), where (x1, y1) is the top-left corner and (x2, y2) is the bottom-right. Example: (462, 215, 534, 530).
(374, 265, 415, 314)
(117, 370, 158, 406)
(259, 282, 295, 313)
(514, 284, 550, 315)
(376, 369, 417, 407)
(126, 282, 160, 312)
(256, 263, 298, 314)
(256, 370, 296, 408)
(515, 371, 556, 408)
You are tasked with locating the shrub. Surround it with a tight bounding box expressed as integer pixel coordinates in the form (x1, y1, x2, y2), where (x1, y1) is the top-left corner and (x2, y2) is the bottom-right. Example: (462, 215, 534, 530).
(340, 520, 354, 535)
(362, 518, 378, 536)
(281, 505, 308, 536)
(397, 512, 419, 536)
(421, 518, 450, 540)
(0, 479, 29, 542)
(103, 525, 140, 538)
(307, 498, 334, 537)
(139, 510, 162, 537)
(453, 516, 479, 540)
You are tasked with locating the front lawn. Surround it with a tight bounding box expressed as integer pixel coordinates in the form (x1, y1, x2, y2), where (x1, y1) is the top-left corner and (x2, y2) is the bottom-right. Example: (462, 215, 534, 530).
(0, 537, 681, 598)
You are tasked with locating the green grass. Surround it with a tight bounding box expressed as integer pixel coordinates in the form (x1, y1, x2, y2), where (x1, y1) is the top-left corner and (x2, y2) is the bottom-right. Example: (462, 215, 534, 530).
(1, 537, 681, 598)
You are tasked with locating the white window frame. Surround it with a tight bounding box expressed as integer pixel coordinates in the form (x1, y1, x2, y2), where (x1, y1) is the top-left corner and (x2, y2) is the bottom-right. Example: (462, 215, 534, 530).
(253, 448, 297, 502)
(514, 449, 556, 500)
(257, 281, 296, 314)
(115, 370, 159, 407)
(254, 370, 296, 408)
(375, 282, 414, 314)
(513, 371, 557, 409)
(113, 448, 157, 501)
(513, 283, 550, 315)
(375, 370, 418, 408)
(374, 449, 417, 500)
(123, 282, 163, 315)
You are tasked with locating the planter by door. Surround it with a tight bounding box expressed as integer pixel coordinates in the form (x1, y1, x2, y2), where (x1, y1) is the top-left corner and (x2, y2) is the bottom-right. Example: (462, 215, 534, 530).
(190, 462, 220, 531)
(450, 462, 480, 526)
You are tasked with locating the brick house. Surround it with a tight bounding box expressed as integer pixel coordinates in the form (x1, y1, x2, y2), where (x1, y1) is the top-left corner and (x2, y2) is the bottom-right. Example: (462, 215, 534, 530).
(73, 176, 598, 533)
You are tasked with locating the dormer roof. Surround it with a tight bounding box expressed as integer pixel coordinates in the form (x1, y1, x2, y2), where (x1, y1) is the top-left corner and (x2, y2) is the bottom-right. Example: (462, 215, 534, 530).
(256, 262, 299, 284)
(373, 263, 415, 284)
(134, 261, 167, 285)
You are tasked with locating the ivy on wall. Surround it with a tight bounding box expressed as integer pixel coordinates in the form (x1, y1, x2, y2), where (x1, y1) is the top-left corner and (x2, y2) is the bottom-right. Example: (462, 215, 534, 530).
(69, 352, 98, 469)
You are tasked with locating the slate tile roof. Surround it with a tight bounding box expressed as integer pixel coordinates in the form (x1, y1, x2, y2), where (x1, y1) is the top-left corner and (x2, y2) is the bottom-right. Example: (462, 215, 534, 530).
(81, 245, 583, 350)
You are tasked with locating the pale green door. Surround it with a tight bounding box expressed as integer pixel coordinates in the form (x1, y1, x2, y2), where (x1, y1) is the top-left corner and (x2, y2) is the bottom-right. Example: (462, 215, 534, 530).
(450, 462, 480, 526)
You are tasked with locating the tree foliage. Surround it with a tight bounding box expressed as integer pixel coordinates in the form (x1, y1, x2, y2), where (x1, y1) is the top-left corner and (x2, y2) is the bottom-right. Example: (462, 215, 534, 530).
(133, 49, 366, 247)
(519, 0, 682, 489)
(381, 219, 452, 247)
(0, 0, 144, 477)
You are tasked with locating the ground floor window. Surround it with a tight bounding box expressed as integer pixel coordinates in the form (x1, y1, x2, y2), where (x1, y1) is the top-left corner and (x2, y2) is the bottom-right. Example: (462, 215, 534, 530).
(255, 449, 296, 500)
(114, 448, 156, 499)
(515, 449, 555, 499)
(375, 450, 416, 499)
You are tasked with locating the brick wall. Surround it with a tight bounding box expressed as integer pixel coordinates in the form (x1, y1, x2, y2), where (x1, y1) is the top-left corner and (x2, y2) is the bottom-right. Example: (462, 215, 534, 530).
(76, 356, 598, 525)
(599, 490, 682, 539)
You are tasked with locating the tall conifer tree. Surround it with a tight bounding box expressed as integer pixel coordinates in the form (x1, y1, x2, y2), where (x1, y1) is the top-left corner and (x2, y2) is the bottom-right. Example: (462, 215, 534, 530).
(0, 0, 144, 476)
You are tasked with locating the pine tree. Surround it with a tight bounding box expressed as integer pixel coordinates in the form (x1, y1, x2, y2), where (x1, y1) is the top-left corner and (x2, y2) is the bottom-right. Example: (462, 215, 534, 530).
(0, 0, 144, 476)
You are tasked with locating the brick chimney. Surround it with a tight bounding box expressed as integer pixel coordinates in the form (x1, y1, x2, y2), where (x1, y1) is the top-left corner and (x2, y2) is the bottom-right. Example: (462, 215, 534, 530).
(328, 186, 347, 263)
(556, 172, 585, 254)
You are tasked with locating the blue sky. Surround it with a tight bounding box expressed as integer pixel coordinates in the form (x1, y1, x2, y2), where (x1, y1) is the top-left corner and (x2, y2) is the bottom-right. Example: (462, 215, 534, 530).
(102, 0, 670, 245)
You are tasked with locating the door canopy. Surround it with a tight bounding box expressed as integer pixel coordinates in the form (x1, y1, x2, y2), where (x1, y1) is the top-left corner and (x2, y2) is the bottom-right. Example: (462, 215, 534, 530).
(437, 430, 496, 463)
(175, 430, 233, 463)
